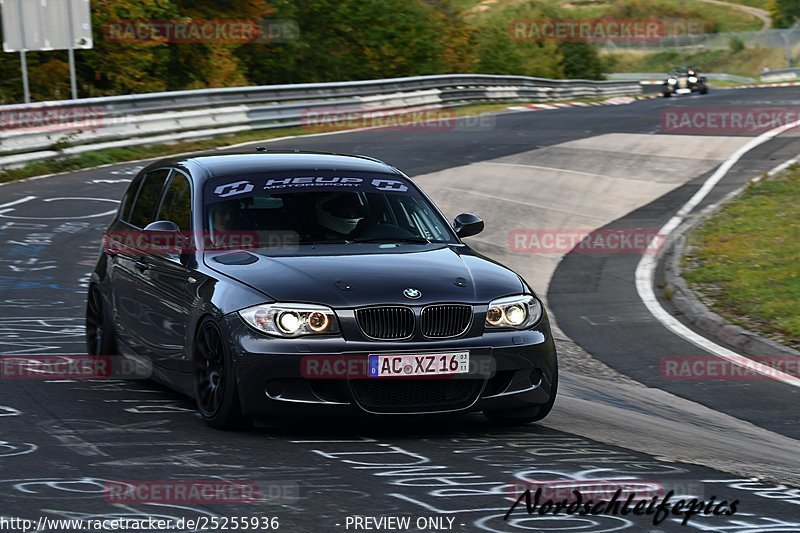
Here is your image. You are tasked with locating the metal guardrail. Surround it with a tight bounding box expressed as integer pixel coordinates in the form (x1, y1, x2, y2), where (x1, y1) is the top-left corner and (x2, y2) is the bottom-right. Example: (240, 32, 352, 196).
(0, 74, 640, 169)
(760, 68, 800, 82)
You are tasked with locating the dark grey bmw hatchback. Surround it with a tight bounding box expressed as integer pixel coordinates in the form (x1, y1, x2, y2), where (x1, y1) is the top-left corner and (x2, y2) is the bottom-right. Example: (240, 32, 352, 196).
(87, 151, 558, 428)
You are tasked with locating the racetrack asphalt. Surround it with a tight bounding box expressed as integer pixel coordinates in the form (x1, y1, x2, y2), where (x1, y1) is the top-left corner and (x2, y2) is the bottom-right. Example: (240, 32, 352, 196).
(0, 86, 799, 532)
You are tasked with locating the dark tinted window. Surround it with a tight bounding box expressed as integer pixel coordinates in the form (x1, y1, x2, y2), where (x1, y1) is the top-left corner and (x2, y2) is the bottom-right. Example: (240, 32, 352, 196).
(119, 173, 145, 223)
(203, 172, 456, 249)
(158, 173, 192, 231)
(129, 169, 170, 229)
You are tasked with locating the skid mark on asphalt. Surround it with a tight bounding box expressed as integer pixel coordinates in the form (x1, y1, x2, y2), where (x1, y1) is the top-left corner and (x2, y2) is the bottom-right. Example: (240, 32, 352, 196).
(0, 317, 84, 354)
(288, 430, 800, 532)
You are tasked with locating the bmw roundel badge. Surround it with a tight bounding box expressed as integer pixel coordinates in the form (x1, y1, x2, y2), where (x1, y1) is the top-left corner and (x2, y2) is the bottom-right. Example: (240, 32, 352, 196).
(403, 288, 422, 299)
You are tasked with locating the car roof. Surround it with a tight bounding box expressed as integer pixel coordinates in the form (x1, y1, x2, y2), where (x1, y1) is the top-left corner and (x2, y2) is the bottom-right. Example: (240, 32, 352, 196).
(145, 151, 402, 184)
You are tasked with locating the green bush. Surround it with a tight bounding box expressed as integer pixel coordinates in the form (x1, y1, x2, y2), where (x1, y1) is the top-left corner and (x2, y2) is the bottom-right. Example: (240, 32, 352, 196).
(729, 37, 746, 54)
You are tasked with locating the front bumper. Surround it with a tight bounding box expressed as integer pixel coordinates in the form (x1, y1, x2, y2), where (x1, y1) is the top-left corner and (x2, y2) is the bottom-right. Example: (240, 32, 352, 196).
(664, 84, 702, 95)
(223, 313, 557, 418)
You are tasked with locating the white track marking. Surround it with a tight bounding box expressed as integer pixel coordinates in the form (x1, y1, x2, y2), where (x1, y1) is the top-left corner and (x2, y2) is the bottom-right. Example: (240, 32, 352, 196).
(490, 162, 615, 181)
(635, 120, 800, 388)
(756, 157, 798, 181)
(436, 186, 607, 220)
(0, 196, 36, 214)
(0, 197, 119, 220)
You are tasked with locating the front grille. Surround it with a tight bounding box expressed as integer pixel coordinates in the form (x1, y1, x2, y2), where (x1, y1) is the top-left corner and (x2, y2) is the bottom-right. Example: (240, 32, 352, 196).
(350, 378, 483, 413)
(356, 306, 414, 340)
(421, 304, 472, 338)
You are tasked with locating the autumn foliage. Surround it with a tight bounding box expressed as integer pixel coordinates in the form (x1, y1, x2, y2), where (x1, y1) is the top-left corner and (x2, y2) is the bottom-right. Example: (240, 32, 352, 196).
(0, 0, 608, 104)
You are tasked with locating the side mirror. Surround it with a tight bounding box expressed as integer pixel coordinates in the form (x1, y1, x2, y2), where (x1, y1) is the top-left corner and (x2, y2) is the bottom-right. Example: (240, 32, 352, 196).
(142, 220, 186, 253)
(453, 213, 484, 239)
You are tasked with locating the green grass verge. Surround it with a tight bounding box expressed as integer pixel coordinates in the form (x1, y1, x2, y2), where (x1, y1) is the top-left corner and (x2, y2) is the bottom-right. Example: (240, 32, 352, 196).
(463, 0, 764, 32)
(682, 165, 800, 349)
(718, 0, 770, 9)
(0, 102, 517, 185)
(605, 46, 786, 79)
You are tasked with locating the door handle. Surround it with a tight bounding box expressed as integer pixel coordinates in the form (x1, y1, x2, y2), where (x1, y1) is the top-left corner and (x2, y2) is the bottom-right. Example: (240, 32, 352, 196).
(134, 260, 150, 272)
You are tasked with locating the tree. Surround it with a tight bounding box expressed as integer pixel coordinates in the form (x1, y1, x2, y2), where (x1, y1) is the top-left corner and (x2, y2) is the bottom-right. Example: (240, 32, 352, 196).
(473, 5, 563, 78)
(558, 42, 607, 80)
(769, 0, 800, 28)
(240, 0, 475, 85)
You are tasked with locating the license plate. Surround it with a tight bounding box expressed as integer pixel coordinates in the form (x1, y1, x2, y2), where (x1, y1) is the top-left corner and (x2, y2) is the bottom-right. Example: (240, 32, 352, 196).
(679, 77, 687, 85)
(368, 351, 469, 378)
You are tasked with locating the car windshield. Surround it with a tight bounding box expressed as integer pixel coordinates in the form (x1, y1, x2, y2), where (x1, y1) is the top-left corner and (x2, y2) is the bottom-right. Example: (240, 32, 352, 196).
(204, 171, 457, 250)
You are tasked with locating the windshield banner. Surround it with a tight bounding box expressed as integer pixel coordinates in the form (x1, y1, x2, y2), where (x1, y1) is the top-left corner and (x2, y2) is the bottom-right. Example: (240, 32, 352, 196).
(205, 171, 418, 205)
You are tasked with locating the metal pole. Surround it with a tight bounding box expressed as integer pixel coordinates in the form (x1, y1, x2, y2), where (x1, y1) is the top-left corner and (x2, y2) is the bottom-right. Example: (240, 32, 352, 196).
(68, 48, 77, 100)
(19, 51, 30, 103)
(16, 0, 31, 103)
(66, 0, 78, 99)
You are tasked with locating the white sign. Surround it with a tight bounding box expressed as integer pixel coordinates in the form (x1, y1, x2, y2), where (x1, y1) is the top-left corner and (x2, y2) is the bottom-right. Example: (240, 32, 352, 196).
(2, 0, 93, 52)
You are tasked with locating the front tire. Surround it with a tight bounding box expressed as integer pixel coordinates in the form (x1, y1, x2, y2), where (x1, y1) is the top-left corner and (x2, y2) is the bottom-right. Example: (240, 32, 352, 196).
(484, 363, 558, 426)
(193, 317, 247, 429)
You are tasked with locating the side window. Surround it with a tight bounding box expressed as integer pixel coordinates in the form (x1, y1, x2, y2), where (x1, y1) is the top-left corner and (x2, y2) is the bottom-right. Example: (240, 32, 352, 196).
(119, 173, 145, 223)
(129, 169, 171, 229)
(158, 173, 192, 231)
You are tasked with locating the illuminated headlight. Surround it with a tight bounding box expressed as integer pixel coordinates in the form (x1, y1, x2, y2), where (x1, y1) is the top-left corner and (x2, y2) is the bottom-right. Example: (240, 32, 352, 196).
(668, 78, 677, 85)
(485, 295, 542, 330)
(238, 303, 339, 337)
(688, 76, 698, 83)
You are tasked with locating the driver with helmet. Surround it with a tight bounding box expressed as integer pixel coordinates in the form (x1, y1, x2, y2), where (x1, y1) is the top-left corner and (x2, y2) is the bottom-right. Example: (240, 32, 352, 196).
(315, 193, 368, 237)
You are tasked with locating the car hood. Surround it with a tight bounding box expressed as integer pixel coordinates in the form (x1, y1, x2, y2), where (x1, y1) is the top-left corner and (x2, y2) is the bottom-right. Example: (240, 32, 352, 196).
(204, 245, 525, 308)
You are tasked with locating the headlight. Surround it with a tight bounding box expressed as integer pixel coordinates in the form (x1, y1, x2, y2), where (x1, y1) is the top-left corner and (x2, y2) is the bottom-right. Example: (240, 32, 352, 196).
(485, 295, 542, 330)
(668, 78, 677, 85)
(238, 303, 339, 337)
(688, 76, 698, 83)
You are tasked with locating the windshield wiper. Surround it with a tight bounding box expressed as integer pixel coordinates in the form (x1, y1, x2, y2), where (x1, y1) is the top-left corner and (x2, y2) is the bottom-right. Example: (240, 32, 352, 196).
(298, 238, 350, 245)
(351, 236, 431, 244)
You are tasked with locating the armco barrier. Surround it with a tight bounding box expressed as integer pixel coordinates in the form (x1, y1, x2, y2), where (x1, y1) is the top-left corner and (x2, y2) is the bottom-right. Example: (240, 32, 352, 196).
(0, 74, 640, 169)
(760, 68, 800, 83)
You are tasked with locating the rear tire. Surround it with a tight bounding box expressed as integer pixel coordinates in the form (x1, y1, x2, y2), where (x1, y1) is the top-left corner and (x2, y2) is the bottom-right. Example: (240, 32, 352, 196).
(85, 285, 117, 356)
(484, 363, 558, 426)
(193, 317, 248, 430)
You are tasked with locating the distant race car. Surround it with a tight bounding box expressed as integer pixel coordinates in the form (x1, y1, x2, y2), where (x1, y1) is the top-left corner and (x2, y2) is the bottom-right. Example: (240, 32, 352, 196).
(663, 67, 708, 97)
